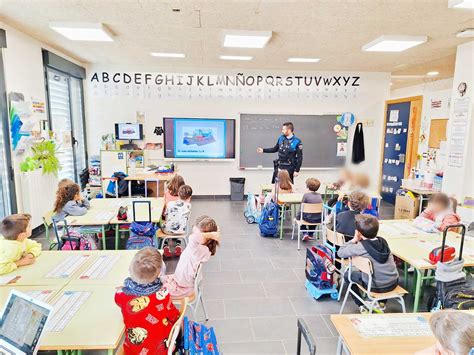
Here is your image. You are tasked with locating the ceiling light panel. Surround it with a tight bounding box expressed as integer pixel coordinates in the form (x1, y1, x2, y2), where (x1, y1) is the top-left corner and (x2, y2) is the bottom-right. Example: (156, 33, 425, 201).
(49, 22, 114, 41)
(362, 35, 427, 52)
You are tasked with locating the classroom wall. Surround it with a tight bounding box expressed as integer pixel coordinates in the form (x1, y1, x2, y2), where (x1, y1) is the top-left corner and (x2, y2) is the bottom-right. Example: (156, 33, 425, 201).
(443, 41, 474, 203)
(391, 79, 454, 172)
(0, 22, 82, 216)
(84, 65, 391, 195)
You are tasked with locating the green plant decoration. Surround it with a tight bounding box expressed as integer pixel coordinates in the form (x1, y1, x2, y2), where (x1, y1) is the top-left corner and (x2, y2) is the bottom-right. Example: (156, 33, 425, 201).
(21, 140, 61, 176)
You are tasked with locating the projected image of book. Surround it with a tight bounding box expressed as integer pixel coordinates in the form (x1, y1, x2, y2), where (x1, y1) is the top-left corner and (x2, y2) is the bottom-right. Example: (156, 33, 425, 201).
(163, 117, 236, 159)
(183, 129, 216, 146)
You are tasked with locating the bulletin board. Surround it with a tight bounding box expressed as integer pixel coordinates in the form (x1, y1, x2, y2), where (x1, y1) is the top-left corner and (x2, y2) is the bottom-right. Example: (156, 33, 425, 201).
(428, 119, 448, 149)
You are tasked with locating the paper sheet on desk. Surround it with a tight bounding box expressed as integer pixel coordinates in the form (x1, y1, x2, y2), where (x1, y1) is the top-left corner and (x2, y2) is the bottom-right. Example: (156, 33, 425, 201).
(350, 315, 431, 337)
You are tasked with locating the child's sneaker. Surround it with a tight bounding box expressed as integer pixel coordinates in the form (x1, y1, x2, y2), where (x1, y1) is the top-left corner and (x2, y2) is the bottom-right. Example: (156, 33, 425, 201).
(302, 234, 311, 241)
(163, 240, 173, 258)
(174, 240, 183, 257)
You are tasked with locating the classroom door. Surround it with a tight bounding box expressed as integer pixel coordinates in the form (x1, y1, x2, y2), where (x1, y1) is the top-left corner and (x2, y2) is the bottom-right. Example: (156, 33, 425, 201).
(381, 102, 411, 204)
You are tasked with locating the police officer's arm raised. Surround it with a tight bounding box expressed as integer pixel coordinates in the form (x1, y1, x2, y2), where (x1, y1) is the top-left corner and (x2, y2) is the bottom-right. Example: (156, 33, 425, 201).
(257, 140, 280, 154)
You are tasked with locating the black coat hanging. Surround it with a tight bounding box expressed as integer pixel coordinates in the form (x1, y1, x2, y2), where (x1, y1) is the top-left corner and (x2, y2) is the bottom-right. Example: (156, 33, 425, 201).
(352, 122, 365, 164)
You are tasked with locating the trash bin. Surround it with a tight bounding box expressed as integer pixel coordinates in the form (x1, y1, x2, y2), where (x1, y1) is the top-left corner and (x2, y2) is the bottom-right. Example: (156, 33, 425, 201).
(230, 177, 246, 201)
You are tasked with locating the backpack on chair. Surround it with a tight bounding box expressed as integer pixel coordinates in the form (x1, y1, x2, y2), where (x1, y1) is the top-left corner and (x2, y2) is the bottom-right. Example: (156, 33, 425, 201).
(126, 222, 158, 250)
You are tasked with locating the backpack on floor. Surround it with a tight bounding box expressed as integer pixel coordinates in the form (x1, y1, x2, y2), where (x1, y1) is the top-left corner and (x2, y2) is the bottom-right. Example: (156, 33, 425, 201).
(60, 229, 92, 251)
(126, 222, 158, 250)
(183, 317, 220, 355)
(305, 245, 336, 290)
(258, 201, 279, 238)
(244, 193, 262, 224)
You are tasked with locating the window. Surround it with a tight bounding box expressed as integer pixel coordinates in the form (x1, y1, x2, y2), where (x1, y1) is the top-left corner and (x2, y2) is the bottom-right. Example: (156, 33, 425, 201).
(0, 34, 16, 218)
(44, 51, 87, 183)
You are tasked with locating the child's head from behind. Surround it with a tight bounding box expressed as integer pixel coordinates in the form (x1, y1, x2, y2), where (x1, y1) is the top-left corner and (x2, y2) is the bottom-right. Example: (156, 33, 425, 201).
(168, 175, 185, 196)
(354, 214, 379, 239)
(429, 193, 457, 214)
(178, 184, 193, 201)
(1, 214, 32, 241)
(195, 215, 220, 256)
(306, 178, 321, 192)
(278, 169, 292, 190)
(58, 178, 75, 189)
(348, 191, 370, 212)
(429, 310, 474, 355)
(54, 183, 81, 212)
(129, 247, 162, 285)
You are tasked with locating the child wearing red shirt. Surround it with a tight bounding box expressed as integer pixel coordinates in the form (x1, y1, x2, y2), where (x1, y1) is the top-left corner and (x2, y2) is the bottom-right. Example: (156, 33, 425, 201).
(115, 248, 180, 355)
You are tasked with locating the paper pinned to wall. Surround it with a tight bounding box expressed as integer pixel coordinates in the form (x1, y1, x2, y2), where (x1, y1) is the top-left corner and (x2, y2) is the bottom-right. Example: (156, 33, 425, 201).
(389, 110, 399, 122)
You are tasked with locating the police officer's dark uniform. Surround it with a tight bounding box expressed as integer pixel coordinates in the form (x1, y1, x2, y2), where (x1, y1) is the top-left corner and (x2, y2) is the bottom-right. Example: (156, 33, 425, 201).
(263, 134, 303, 183)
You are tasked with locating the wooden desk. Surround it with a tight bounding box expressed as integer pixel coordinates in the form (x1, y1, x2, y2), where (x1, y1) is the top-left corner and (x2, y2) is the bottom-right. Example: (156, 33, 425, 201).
(125, 172, 175, 198)
(0, 285, 63, 304)
(41, 285, 124, 353)
(277, 193, 304, 239)
(4, 251, 137, 287)
(331, 312, 450, 355)
(66, 199, 118, 250)
(378, 219, 474, 312)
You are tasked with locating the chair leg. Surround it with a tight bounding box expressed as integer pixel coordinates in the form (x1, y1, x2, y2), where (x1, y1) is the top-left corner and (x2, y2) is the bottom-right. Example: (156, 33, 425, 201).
(338, 274, 345, 302)
(339, 282, 352, 314)
(200, 295, 209, 322)
(399, 297, 406, 313)
(336, 336, 343, 355)
(297, 227, 301, 251)
(291, 221, 296, 240)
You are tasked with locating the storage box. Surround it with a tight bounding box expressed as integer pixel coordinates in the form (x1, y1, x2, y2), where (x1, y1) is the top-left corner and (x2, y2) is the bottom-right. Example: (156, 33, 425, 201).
(394, 194, 420, 219)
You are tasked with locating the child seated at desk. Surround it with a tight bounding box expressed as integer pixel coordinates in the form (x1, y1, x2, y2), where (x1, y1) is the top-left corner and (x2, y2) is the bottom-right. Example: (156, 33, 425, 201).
(162, 216, 220, 298)
(327, 168, 354, 207)
(115, 247, 180, 355)
(53, 183, 90, 220)
(0, 214, 41, 275)
(330, 191, 370, 241)
(162, 185, 193, 257)
(297, 178, 323, 241)
(164, 174, 185, 206)
(415, 310, 474, 355)
(338, 214, 399, 313)
(414, 193, 461, 233)
(273, 169, 293, 196)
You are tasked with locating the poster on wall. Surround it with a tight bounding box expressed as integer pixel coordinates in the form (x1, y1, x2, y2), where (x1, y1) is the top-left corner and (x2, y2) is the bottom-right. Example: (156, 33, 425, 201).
(88, 71, 367, 102)
(447, 96, 470, 168)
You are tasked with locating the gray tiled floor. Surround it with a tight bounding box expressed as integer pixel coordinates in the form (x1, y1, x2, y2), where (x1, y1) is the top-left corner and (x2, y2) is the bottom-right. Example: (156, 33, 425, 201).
(35, 200, 425, 355)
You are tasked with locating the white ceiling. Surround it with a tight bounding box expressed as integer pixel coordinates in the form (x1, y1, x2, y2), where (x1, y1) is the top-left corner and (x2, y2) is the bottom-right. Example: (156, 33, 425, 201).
(0, 0, 473, 89)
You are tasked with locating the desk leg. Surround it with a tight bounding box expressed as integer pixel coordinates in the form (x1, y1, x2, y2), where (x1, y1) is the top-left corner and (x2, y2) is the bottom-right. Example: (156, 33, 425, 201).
(403, 262, 408, 289)
(336, 336, 343, 355)
(279, 205, 286, 240)
(419, 195, 425, 215)
(115, 224, 119, 250)
(413, 269, 423, 312)
(102, 225, 107, 250)
(128, 180, 132, 198)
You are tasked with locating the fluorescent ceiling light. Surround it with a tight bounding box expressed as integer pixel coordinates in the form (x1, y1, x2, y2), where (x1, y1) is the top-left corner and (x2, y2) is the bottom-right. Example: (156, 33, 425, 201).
(49, 22, 113, 41)
(150, 52, 185, 58)
(362, 35, 427, 52)
(219, 55, 253, 61)
(287, 57, 320, 63)
(427, 71, 439, 76)
(223, 30, 272, 48)
(457, 29, 474, 38)
(448, 0, 474, 9)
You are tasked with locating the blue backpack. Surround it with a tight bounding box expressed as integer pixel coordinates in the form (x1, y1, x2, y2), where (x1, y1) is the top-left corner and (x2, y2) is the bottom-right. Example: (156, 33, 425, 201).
(126, 222, 158, 250)
(183, 317, 220, 354)
(258, 201, 279, 238)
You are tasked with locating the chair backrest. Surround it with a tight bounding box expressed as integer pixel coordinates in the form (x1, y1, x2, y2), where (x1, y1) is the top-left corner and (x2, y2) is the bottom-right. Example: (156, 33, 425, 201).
(301, 203, 323, 214)
(166, 298, 187, 355)
(325, 227, 345, 246)
(193, 263, 204, 296)
(42, 210, 55, 227)
(51, 218, 73, 250)
(351, 256, 373, 275)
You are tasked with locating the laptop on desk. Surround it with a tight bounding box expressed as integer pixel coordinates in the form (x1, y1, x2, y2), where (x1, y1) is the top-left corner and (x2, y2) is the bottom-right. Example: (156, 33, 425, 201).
(0, 290, 53, 355)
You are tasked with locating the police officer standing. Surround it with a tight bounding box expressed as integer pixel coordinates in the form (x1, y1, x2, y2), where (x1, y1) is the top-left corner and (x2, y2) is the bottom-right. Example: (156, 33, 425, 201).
(257, 122, 303, 183)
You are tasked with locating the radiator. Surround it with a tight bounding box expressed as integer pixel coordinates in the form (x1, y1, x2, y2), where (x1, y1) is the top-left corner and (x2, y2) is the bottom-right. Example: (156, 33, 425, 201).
(19, 170, 58, 229)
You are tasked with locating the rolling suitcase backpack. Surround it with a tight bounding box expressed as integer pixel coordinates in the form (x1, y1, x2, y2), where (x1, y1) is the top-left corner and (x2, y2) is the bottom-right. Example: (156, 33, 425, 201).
(428, 224, 474, 310)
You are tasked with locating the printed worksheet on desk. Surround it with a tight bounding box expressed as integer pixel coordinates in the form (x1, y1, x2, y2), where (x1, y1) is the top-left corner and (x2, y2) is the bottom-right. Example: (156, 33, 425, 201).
(78, 254, 120, 280)
(46, 291, 91, 332)
(45, 255, 91, 279)
(350, 315, 432, 338)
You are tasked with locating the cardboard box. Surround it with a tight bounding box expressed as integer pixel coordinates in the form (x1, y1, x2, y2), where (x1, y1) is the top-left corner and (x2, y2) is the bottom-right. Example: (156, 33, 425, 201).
(394, 194, 420, 219)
